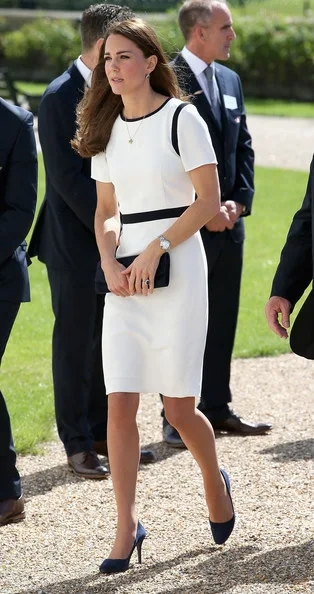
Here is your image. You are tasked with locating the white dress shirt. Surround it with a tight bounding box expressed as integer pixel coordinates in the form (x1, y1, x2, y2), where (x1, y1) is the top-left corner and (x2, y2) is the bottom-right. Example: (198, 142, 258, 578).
(181, 46, 220, 106)
(76, 56, 92, 87)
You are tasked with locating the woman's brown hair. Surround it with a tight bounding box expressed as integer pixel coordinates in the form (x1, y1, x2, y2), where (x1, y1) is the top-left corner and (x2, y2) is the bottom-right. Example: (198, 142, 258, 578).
(72, 18, 181, 158)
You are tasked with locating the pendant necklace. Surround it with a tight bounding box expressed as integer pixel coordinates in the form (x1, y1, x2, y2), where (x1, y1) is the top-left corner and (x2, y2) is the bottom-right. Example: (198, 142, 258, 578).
(125, 115, 146, 144)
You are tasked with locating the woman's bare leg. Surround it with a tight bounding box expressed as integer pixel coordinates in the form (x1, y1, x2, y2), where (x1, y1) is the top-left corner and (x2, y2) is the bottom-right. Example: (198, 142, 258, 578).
(163, 396, 233, 523)
(107, 391, 140, 559)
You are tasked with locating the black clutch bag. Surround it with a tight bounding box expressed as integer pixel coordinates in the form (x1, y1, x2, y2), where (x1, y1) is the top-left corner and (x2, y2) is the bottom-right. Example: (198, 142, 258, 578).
(95, 252, 170, 295)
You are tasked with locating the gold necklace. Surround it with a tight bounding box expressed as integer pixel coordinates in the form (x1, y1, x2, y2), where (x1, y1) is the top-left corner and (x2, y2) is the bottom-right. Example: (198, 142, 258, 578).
(125, 115, 145, 144)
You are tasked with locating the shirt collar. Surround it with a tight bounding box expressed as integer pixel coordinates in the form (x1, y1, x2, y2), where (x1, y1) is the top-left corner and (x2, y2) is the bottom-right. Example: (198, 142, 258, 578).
(76, 56, 93, 87)
(181, 46, 215, 76)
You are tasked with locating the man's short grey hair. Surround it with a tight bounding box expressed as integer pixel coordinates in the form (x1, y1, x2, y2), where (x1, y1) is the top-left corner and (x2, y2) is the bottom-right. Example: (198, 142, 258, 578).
(178, 0, 226, 42)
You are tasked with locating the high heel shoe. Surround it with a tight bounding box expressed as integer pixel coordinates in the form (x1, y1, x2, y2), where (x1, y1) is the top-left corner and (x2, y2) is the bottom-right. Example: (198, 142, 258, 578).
(99, 522, 146, 574)
(209, 469, 235, 545)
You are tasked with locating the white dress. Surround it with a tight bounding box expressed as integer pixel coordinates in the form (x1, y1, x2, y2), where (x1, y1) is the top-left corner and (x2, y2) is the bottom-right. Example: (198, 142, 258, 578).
(91, 98, 217, 397)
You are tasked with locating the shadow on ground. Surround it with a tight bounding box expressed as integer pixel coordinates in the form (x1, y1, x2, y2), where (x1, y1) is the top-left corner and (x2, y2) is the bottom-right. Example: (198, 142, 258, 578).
(18, 540, 314, 594)
(21, 441, 183, 499)
(24, 436, 313, 501)
(22, 463, 82, 499)
(260, 439, 314, 462)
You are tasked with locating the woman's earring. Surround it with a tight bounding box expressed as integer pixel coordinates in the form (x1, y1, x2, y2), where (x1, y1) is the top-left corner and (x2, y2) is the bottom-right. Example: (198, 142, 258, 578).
(145, 73, 150, 79)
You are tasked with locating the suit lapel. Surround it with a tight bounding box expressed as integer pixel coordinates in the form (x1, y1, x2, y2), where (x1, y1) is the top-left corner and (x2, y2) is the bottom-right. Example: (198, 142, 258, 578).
(174, 55, 222, 135)
(67, 62, 85, 98)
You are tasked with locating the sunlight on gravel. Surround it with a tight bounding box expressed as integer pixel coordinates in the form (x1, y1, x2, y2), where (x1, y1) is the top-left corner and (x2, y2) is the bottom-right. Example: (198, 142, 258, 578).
(1, 354, 313, 594)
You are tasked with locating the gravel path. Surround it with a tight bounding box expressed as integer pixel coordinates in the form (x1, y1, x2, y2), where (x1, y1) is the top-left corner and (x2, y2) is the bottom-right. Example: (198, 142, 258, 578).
(3, 117, 313, 593)
(1, 354, 314, 594)
(248, 115, 314, 172)
(34, 115, 314, 172)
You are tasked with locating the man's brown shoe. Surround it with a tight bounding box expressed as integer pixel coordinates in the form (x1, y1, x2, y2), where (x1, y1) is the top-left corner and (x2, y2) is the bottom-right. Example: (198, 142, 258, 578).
(0, 495, 25, 526)
(94, 440, 156, 464)
(67, 451, 110, 479)
(210, 411, 272, 435)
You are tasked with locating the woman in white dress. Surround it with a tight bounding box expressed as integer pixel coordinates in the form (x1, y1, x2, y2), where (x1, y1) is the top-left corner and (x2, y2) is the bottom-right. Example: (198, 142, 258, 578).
(72, 18, 235, 573)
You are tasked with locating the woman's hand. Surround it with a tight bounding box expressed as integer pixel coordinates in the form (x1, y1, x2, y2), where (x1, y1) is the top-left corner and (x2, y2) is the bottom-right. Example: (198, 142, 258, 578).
(102, 259, 131, 297)
(121, 245, 161, 296)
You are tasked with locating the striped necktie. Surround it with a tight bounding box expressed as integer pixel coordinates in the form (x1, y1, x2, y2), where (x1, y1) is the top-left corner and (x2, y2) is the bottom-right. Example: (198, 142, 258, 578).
(204, 64, 222, 127)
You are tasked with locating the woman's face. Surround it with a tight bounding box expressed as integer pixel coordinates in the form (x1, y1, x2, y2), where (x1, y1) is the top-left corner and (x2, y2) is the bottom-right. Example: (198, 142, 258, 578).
(104, 34, 153, 96)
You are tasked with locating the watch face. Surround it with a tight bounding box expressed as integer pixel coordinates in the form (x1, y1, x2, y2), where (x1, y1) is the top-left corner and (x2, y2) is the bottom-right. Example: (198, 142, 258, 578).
(160, 237, 170, 250)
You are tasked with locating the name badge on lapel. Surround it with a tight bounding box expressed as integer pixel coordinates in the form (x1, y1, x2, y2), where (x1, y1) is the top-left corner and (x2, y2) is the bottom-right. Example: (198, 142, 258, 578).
(223, 94, 238, 109)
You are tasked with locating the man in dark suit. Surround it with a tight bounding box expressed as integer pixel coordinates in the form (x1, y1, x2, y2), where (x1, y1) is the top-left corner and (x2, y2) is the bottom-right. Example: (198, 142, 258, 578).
(29, 3, 154, 478)
(265, 157, 314, 338)
(163, 0, 272, 446)
(0, 99, 37, 525)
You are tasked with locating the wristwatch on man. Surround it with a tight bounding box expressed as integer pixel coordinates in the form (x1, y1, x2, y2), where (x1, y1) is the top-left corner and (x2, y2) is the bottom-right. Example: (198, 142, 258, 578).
(158, 235, 171, 251)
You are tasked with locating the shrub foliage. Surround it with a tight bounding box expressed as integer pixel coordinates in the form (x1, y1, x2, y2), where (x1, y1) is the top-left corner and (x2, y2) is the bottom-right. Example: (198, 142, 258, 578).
(1, 19, 81, 78)
(1, 15, 313, 99)
(227, 18, 314, 100)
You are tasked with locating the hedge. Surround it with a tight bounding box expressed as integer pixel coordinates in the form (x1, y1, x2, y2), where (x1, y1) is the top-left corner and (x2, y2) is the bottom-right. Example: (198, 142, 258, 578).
(1, 15, 313, 100)
(227, 18, 314, 101)
(1, 19, 81, 78)
(0, 0, 252, 11)
(3, 0, 178, 11)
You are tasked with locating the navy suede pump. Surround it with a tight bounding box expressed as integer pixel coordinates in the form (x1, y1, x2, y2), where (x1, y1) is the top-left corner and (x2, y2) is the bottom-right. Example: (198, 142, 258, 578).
(99, 522, 146, 574)
(209, 469, 235, 545)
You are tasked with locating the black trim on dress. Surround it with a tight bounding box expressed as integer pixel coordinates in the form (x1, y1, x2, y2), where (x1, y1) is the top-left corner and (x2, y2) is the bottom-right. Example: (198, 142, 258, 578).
(120, 97, 172, 122)
(121, 206, 188, 224)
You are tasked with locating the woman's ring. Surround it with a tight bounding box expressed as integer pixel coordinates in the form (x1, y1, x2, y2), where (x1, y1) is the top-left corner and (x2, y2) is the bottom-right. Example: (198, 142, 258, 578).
(143, 279, 150, 286)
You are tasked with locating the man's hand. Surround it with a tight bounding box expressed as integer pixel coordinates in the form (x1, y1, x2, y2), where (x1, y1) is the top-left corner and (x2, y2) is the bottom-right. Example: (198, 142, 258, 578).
(205, 205, 234, 232)
(265, 296, 291, 338)
(223, 200, 244, 223)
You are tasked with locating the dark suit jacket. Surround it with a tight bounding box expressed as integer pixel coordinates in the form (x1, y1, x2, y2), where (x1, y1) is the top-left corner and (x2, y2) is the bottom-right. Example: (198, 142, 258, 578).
(173, 54, 254, 242)
(28, 63, 100, 274)
(0, 99, 37, 303)
(270, 156, 314, 307)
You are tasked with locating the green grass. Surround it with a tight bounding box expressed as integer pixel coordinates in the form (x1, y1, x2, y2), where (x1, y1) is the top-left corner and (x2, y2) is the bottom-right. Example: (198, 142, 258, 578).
(234, 166, 309, 358)
(16, 81, 48, 95)
(1, 158, 309, 453)
(231, 0, 312, 18)
(245, 98, 314, 118)
(2, 154, 55, 454)
(16, 80, 314, 119)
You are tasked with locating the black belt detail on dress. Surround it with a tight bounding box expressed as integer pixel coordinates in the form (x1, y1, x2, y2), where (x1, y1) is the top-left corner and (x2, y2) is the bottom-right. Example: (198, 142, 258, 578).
(121, 206, 188, 224)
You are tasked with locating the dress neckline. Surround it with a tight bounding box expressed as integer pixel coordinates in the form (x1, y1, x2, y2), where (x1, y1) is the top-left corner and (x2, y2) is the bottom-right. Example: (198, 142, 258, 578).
(120, 97, 172, 122)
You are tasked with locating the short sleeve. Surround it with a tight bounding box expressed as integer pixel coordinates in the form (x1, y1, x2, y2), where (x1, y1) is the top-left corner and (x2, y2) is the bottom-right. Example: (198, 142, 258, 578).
(91, 151, 111, 183)
(177, 104, 217, 172)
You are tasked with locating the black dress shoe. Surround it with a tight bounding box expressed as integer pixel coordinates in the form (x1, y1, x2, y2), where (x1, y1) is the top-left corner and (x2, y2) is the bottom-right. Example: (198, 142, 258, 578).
(139, 449, 156, 464)
(68, 451, 110, 479)
(209, 469, 235, 545)
(0, 495, 25, 526)
(210, 410, 272, 435)
(94, 440, 156, 464)
(162, 418, 186, 449)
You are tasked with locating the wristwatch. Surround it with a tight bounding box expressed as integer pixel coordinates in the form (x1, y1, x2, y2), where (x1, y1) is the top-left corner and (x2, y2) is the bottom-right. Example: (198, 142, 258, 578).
(158, 235, 171, 251)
